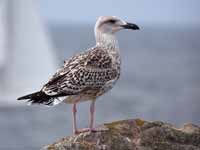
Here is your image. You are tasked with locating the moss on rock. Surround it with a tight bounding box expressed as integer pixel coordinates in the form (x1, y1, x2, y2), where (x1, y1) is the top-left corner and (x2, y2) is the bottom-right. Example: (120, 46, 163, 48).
(42, 119, 200, 150)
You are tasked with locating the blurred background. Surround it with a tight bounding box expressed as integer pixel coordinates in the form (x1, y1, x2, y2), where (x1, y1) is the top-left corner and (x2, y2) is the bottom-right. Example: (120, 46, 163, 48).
(0, 0, 200, 149)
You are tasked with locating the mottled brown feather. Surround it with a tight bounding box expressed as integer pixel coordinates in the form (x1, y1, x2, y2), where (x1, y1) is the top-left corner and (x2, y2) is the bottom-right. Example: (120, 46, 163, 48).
(42, 46, 118, 96)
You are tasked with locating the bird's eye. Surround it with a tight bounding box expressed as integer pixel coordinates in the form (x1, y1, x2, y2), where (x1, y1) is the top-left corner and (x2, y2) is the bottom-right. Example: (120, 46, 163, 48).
(108, 20, 117, 24)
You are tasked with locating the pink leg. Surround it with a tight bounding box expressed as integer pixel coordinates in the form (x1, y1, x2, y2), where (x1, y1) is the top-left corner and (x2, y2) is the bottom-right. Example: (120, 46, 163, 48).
(72, 103, 78, 135)
(72, 100, 106, 135)
(74, 100, 96, 133)
(89, 100, 95, 131)
(89, 100, 108, 132)
(72, 103, 90, 135)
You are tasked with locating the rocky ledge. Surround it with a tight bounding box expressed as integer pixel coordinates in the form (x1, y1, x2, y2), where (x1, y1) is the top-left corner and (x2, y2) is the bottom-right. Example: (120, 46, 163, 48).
(42, 119, 200, 150)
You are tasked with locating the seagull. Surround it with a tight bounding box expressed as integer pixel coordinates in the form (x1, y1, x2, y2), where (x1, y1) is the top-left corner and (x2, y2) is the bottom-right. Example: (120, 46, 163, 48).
(17, 16, 140, 134)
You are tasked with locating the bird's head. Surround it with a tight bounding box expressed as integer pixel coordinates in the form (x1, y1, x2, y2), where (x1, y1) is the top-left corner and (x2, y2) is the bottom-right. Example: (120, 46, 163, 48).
(95, 16, 140, 35)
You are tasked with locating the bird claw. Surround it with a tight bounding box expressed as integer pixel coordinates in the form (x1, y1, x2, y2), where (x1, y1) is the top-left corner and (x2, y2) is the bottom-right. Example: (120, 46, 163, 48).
(74, 128, 90, 135)
(90, 127, 108, 132)
(74, 126, 108, 135)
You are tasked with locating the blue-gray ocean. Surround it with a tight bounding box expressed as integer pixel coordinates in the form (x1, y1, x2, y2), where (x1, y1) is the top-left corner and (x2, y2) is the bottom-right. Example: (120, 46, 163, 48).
(0, 24, 200, 149)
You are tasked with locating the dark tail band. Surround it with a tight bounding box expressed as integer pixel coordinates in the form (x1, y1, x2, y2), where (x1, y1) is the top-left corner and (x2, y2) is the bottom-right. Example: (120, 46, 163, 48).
(17, 91, 70, 106)
(17, 91, 56, 106)
(17, 91, 42, 100)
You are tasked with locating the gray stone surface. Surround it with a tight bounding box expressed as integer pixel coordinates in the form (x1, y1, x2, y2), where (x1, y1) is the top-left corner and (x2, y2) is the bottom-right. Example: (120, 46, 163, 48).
(42, 119, 200, 150)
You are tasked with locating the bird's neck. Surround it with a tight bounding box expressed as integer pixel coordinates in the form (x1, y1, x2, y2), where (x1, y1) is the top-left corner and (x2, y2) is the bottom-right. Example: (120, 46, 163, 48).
(95, 32, 119, 50)
(95, 32, 121, 69)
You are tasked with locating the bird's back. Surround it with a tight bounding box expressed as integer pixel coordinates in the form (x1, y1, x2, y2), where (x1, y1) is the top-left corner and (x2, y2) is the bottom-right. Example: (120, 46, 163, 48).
(18, 45, 120, 106)
(43, 46, 120, 95)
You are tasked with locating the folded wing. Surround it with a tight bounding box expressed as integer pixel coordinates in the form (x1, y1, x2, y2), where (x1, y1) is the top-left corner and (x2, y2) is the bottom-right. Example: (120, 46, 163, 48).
(42, 47, 118, 97)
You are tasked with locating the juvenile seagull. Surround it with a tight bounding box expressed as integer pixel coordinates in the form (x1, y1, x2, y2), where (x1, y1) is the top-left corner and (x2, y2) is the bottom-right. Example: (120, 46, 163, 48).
(17, 16, 139, 134)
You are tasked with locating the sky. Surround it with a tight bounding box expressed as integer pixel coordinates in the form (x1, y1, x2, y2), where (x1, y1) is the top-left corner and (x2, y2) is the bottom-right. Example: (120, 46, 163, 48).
(39, 0, 200, 24)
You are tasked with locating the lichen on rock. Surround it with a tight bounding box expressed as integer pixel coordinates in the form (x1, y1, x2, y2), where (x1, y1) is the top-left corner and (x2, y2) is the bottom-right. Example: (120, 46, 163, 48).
(42, 119, 200, 150)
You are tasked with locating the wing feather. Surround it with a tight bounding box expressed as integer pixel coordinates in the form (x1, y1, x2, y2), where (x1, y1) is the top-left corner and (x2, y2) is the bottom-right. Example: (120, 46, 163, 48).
(42, 47, 117, 96)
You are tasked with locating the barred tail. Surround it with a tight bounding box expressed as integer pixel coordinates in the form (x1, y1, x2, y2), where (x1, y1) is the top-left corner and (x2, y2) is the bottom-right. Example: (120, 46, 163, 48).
(17, 91, 62, 106)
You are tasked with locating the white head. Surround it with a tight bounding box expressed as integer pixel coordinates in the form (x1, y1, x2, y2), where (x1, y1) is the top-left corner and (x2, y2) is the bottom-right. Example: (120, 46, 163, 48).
(95, 16, 139, 35)
(94, 16, 139, 46)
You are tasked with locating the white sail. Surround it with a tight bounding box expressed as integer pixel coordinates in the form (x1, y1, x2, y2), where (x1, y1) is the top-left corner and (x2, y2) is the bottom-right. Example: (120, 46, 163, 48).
(0, 0, 6, 69)
(0, 0, 8, 94)
(1, 0, 56, 104)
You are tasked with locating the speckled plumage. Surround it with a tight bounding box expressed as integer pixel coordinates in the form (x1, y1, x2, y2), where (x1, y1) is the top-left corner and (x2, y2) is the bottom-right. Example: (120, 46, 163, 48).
(42, 45, 120, 105)
(18, 16, 125, 106)
(17, 16, 139, 134)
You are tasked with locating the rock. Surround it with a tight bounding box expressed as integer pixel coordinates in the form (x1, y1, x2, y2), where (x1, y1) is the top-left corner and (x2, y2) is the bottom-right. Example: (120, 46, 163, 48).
(42, 119, 200, 150)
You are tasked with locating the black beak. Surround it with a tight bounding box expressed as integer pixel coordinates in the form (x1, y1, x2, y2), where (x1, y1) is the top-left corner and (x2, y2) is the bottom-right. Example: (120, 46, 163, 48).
(121, 22, 140, 30)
